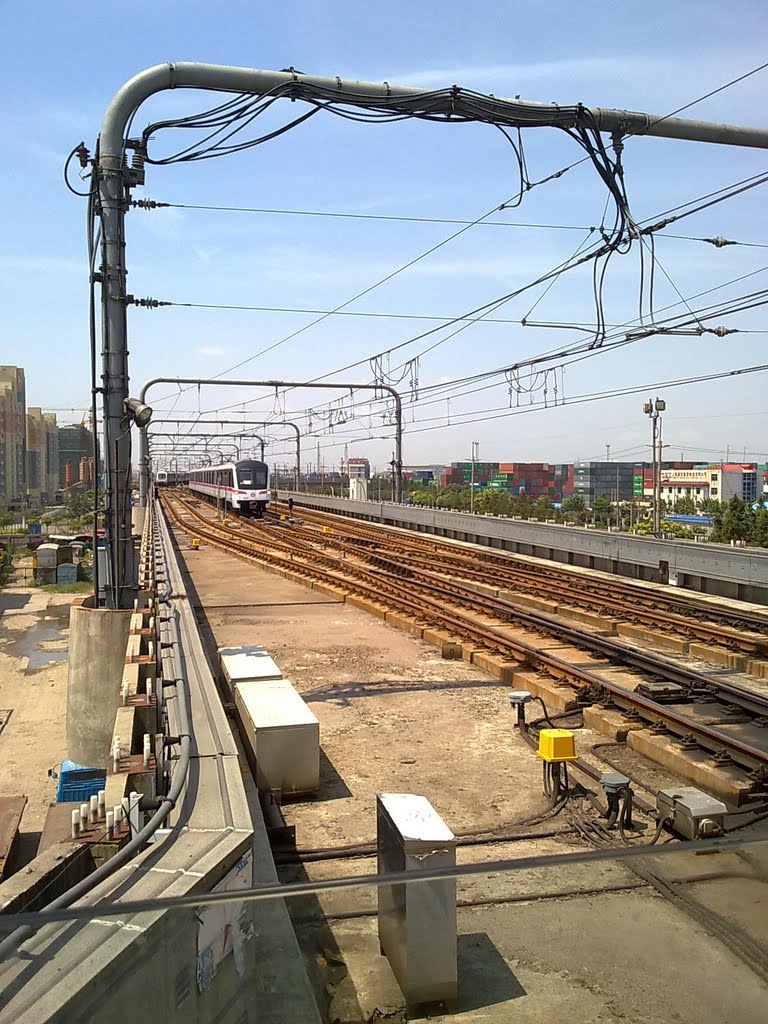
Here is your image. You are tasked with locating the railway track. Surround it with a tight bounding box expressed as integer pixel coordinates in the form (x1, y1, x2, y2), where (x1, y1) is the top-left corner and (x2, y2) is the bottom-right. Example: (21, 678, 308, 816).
(272, 502, 768, 656)
(162, 490, 768, 801)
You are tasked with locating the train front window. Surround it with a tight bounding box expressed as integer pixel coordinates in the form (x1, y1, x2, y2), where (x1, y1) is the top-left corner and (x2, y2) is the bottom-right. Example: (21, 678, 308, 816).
(237, 463, 267, 488)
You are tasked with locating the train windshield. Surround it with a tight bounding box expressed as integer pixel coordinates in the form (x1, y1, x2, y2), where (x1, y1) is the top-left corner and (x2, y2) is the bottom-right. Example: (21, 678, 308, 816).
(236, 462, 268, 488)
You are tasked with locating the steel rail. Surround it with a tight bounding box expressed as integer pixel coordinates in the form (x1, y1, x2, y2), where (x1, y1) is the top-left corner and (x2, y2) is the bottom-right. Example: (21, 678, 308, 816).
(277, 502, 768, 642)
(299, 517, 768, 655)
(162, 492, 768, 782)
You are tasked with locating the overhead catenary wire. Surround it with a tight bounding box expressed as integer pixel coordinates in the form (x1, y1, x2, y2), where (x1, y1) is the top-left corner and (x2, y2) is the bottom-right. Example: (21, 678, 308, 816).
(118, 61, 768, 438)
(0, 833, 764, 931)
(199, 271, 768, 430)
(142, 159, 768, 421)
(137, 198, 768, 251)
(188, 173, 768, 423)
(257, 360, 768, 459)
(139, 99, 629, 406)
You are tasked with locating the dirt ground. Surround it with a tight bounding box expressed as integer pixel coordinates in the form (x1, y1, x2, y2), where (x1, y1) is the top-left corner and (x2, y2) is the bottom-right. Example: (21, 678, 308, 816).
(173, 524, 768, 1024)
(0, 587, 72, 864)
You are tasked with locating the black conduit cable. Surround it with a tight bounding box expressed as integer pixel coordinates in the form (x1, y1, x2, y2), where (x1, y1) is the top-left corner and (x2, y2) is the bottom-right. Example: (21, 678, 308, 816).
(273, 826, 581, 865)
(0, 505, 193, 960)
(566, 802, 768, 982)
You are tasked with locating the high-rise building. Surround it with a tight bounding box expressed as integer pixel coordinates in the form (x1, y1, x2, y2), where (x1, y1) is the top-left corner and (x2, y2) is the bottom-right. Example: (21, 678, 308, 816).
(0, 366, 27, 507)
(58, 423, 95, 490)
(79, 456, 95, 487)
(43, 412, 59, 500)
(0, 388, 7, 504)
(26, 407, 59, 505)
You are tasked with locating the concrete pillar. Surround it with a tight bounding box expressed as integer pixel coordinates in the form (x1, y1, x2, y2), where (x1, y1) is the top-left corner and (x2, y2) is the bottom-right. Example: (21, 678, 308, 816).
(132, 506, 146, 536)
(66, 606, 132, 768)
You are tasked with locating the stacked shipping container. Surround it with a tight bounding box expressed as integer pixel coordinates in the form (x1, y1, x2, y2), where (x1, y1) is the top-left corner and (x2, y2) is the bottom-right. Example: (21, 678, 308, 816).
(436, 462, 572, 501)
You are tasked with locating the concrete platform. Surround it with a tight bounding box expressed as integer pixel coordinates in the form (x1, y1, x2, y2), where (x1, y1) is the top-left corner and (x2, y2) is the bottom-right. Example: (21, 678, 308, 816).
(170, 521, 768, 1024)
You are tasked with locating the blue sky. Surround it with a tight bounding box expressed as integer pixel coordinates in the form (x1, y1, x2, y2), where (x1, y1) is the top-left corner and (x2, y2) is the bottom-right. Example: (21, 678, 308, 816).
(1, 1, 767, 472)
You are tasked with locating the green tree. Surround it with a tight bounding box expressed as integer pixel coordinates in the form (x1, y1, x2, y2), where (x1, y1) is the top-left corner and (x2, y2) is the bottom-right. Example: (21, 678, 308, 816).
(511, 494, 535, 519)
(562, 495, 587, 524)
(711, 505, 725, 541)
(533, 495, 553, 521)
(591, 495, 613, 527)
(721, 495, 753, 543)
(673, 496, 697, 514)
(750, 507, 768, 548)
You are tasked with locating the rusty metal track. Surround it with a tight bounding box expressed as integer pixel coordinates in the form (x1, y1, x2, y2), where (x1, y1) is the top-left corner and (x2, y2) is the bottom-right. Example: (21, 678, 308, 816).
(279, 502, 768, 652)
(162, 491, 768, 789)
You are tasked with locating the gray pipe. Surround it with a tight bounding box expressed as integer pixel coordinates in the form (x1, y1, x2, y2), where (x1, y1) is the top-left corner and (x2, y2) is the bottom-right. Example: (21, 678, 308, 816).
(103, 64, 768, 602)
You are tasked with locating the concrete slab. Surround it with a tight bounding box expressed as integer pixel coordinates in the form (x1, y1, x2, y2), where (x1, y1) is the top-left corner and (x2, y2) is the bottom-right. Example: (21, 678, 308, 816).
(497, 591, 559, 615)
(583, 705, 642, 741)
(627, 730, 754, 805)
(616, 622, 654, 643)
(554, 605, 617, 632)
(689, 642, 749, 672)
(748, 659, 768, 679)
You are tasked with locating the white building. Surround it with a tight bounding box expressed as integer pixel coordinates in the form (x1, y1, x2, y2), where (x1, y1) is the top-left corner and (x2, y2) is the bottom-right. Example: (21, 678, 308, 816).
(657, 465, 758, 505)
(346, 457, 370, 481)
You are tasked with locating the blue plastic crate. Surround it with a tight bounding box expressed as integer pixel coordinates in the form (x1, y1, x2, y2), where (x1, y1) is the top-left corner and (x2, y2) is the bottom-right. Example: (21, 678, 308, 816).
(55, 759, 106, 804)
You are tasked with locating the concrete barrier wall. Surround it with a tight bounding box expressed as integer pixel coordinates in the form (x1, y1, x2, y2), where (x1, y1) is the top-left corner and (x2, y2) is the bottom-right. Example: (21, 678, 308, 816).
(280, 492, 768, 604)
(0, 503, 321, 1024)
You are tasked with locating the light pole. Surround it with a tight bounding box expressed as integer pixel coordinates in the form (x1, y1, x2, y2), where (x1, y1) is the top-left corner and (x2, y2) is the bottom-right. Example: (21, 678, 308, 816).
(470, 440, 479, 514)
(643, 398, 666, 534)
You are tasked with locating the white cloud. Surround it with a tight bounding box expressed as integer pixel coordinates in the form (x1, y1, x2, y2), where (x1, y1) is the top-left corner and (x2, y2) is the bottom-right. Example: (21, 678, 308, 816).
(199, 345, 228, 357)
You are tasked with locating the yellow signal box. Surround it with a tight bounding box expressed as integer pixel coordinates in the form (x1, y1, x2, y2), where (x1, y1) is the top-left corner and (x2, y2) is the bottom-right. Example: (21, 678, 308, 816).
(537, 728, 577, 763)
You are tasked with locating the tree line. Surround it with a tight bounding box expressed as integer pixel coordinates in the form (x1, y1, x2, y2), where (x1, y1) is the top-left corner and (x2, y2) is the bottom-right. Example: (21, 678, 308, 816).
(402, 485, 768, 547)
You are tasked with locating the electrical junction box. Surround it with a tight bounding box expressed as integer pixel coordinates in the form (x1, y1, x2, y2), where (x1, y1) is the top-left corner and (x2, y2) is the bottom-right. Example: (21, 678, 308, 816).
(656, 787, 727, 840)
(235, 679, 319, 797)
(377, 794, 457, 1008)
(537, 728, 577, 763)
(219, 645, 283, 687)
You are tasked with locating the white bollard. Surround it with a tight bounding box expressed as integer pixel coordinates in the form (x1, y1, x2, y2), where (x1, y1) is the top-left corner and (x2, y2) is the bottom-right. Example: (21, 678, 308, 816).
(97, 789, 106, 818)
(113, 804, 122, 831)
(79, 803, 89, 832)
(105, 810, 115, 840)
(112, 737, 121, 774)
(89, 794, 98, 825)
(71, 809, 81, 839)
(143, 734, 151, 769)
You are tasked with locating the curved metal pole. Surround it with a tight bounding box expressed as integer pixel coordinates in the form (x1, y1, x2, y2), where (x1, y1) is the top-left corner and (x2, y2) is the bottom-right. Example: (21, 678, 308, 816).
(100, 64, 768, 605)
(139, 378, 402, 507)
(226, 421, 299, 491)
(150, 431, 267, 459)
(148, 419, 297, 485)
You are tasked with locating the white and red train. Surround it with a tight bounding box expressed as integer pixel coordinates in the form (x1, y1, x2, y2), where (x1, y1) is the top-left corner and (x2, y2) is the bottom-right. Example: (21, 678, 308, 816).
(187, 460, 271, 518)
